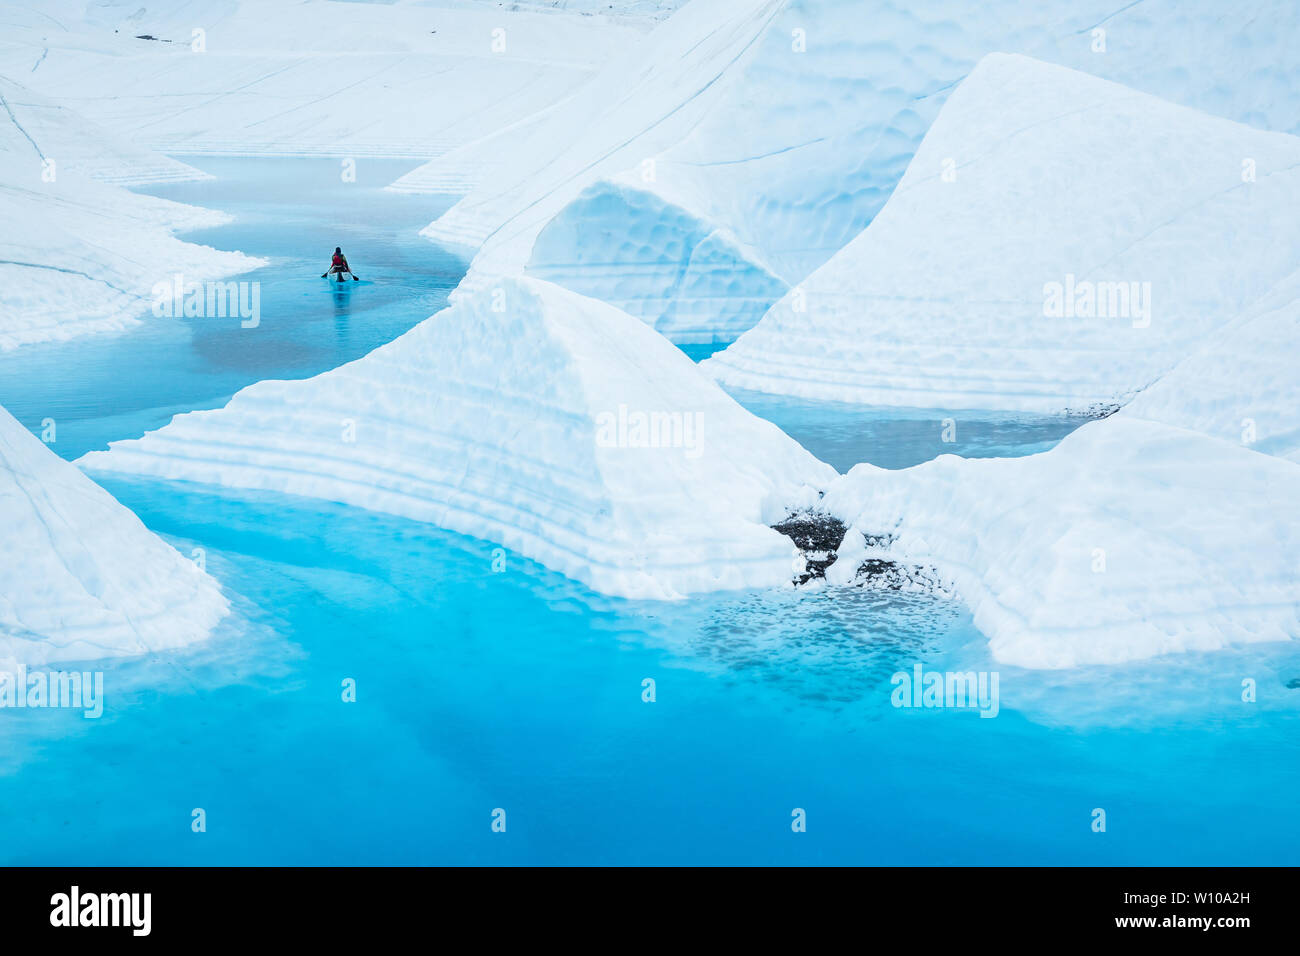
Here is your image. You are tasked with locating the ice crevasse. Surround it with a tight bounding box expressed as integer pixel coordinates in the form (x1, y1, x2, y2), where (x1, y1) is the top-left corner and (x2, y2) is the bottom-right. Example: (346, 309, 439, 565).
(80, 277, 836, 600)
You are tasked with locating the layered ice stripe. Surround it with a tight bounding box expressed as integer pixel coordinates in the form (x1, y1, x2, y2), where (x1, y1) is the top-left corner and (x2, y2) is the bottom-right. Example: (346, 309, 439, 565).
(80, 277, 835, 599)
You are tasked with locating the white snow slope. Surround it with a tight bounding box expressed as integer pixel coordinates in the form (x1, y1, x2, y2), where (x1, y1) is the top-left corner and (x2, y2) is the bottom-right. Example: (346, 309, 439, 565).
(0, 75, 210, 185)
(414, 0, 1300, 343)
(0, 98, 263, 350)
(410, 0, 784, 247)
(80, 277, 835, 599)
(1, 405, 228, 670)
(1, 0, 642, 159)
(705, 54, 1300, 412)
(822, 418, 1300, 669)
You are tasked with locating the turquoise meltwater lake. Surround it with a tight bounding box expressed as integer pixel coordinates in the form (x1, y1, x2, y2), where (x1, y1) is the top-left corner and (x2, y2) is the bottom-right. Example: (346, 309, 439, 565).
(1, 159, 1297, 865)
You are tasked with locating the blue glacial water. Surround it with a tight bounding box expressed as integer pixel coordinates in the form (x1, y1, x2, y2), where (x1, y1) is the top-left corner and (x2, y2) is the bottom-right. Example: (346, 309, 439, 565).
(2, 159, 1298, 865)
(721, 387, 1084, 472)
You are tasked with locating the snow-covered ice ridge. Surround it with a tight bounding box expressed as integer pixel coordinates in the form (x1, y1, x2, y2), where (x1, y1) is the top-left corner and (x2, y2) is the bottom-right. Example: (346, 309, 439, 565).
(0, 406, 228, 671)
(81, 277, 835, 600)
(0, 90, 264, 351)
(822, 418, 1300, 669)
(414, 0, 1300, 344)
(705, 53, 1300, 412)
(1, 0, 639, 159)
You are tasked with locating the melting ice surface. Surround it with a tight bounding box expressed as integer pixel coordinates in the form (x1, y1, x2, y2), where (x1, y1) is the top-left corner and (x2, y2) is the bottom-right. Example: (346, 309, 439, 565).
(1, 160, 1298, 864)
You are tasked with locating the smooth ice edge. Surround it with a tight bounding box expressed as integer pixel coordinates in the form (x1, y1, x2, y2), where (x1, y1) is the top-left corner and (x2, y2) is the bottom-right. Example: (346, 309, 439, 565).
(80, 276, 836, 600)
(0, 406, 229, 670)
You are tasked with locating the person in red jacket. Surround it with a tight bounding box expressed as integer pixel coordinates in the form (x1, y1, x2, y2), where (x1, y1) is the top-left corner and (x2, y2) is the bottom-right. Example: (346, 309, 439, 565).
(324, 247, 354, 282)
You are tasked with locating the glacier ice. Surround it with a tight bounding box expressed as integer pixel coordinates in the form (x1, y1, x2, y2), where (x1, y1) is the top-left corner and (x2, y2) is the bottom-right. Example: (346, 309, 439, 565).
(0, 86, 262, 350)
(414, 0, 783, 272)
(0, 405, 228, 670)
(0, 76, 212, 186)
(822, 417, 1300, 669)
(80, 277, 836, 599)
(416, 0, 1300, 343)
(715, 52, 1300, 668)
(705, 53, 1300, 411)
(1, 0, 639, 159)
(526, 180, 788, 344)
(1, 1, 1294, 676)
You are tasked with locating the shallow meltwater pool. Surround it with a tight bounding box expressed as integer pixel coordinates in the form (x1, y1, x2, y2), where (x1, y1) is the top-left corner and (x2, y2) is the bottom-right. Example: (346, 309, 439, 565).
(0, 157, 464, 460)
(721, 387, 1084, 472)
(2, 159, 1298, 865)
